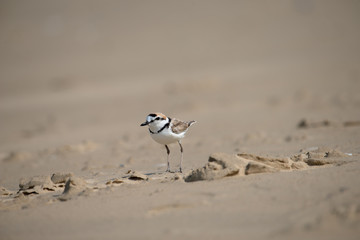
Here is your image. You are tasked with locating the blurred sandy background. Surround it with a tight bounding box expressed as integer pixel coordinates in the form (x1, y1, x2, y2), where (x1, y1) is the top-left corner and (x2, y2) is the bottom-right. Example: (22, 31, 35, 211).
(1, 1, 360, 239)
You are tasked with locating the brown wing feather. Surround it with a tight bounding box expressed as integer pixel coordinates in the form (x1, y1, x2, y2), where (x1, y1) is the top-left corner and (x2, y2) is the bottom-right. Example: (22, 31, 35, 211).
(171, 118, 196, 134)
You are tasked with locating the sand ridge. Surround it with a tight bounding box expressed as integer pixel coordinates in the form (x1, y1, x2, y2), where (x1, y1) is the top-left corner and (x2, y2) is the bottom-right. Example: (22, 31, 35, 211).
(1, 148, 354, 210)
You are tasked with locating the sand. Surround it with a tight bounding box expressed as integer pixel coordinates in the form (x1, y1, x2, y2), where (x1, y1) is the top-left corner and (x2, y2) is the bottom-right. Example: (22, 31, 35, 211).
(1, 1, 360, 239)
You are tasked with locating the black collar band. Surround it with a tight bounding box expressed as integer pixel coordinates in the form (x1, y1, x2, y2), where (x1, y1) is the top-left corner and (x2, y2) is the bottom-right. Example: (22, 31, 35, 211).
(149, 118, 171, 134)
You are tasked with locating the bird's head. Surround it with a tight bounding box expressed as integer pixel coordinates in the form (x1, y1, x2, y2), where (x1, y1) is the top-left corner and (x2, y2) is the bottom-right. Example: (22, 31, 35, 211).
(140, 113, 168, 128)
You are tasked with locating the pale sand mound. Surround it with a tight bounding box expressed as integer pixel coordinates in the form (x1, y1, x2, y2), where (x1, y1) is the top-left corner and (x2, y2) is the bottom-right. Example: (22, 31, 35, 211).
(302, 147, 350, 166)
(184, 153, 245, 182)
(185, 148, 350, 182)
(185, 153, 292, 182)
(238, 153, 293, 170)
(244, 161, 280, 175)
(18, 175, 56, 195)
(51, 172, 74, 184)
(0, 186, 13, 196)
(58, 176, 88, 201)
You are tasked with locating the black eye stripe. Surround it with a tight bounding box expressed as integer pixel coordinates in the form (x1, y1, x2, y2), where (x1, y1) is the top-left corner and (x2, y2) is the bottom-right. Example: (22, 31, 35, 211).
(147, 114, 166, 122)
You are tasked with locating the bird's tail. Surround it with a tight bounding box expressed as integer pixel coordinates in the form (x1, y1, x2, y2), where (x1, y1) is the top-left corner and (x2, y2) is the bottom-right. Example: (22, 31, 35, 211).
(187, 120, 196, 127)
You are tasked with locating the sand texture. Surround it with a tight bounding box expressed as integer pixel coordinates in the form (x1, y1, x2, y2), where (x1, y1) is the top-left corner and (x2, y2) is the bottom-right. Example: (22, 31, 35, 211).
(1, 1, 360, 239)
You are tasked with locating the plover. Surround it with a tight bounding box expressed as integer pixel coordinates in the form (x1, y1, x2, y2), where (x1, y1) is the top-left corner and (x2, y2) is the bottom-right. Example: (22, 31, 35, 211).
(140, 113, 196, 173)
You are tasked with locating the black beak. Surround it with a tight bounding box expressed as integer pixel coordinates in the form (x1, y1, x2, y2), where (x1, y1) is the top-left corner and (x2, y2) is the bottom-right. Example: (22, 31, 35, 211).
(140, 121, 149, 126)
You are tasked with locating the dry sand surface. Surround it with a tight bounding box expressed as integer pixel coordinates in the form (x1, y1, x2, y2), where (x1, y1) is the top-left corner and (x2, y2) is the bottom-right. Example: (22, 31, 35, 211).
(1, 1, 360, 239)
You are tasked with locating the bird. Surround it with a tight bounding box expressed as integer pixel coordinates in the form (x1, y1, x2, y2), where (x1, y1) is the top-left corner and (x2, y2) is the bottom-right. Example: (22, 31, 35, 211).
(140, 113, 196, 173)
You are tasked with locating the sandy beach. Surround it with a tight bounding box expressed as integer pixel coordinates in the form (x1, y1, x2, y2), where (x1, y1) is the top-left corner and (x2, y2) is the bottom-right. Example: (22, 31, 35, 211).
(1, 1, 360, 239)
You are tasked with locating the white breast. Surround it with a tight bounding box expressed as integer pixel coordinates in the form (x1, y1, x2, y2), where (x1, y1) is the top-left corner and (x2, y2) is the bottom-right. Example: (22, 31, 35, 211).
(150, 128, 184, 145)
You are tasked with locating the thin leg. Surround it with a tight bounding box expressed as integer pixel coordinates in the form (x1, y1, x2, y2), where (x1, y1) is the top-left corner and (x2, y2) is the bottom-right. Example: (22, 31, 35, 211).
(178, 141, 183, 173)
(165, 145, 170, 172)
